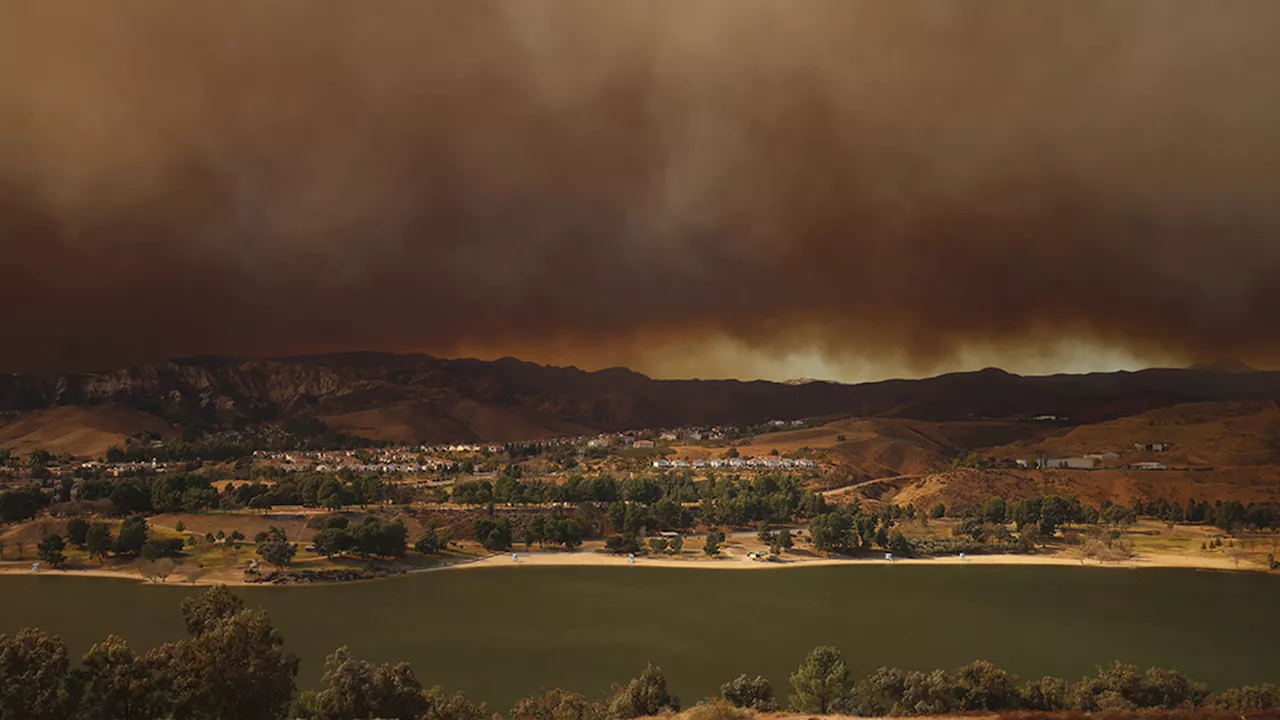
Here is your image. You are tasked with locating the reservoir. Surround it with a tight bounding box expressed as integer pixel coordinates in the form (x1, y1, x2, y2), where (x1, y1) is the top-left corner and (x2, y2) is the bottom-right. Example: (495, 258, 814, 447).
(2, 565, 1277, 710)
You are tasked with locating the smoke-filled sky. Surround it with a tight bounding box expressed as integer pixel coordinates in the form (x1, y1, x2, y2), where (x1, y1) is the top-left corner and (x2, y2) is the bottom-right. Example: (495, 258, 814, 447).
(2, 2, 1279, 382)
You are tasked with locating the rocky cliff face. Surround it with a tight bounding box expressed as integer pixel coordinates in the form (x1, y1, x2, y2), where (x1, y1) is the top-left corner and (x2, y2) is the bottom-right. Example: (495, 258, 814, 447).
(5, 353, 1280, 438)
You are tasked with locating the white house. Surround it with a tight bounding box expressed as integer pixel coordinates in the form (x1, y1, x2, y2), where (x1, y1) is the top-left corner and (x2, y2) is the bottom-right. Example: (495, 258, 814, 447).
(1132, 461, 1167, 471)
(1040, 457, 1097, 470)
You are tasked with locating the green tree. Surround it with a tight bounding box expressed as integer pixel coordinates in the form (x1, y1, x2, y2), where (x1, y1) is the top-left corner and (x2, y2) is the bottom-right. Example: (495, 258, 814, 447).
(647, 537, 668, 554)
(852, 666, 906, 716)
(85, 524, 114, 563)
(256, 541, 296, 569)
(1071, 661, 1145, 711)
(0, 628, 70, 720)
(1020, 675, 1069, 711)
(78, 634, 164, 720)
(36, 533, 66, 568)
(1139, 667, 1208, 709)
(889, 530, 913, 557)
(474, 517, 513, 551)
(114, 516, 149, 556)
(720, 674, 778, 711)
(316, 646, 426, 720)
(773, 528, 793, 554)
(667, 535, 684, 554)
(703, 530, 724, 556)
(789, 645, 850, 713)
(1038, 496, 1072, 536)
(159, 590, 299, 720)
(65, 517, 90, 547)
(809, 513, 854, 554)
(953, 660, 1019, 711)
(607, 664, 681, 719)
(756, 522, 775, 543)
(415, 527, 445, 555)
(899, 669, 957, 715)
(312, 528, 352, 559)
(930, 503, 946, 519)
(179, 585, 245, 636)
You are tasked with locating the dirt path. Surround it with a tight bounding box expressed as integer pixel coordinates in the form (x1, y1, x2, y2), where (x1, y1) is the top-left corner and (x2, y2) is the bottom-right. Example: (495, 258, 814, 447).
(0, 545, 1254, 587)
(413, 546, 1249, 574)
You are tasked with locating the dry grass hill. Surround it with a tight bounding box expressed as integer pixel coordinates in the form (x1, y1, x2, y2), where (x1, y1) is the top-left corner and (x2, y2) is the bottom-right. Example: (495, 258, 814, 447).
(0, 404, 173, 458)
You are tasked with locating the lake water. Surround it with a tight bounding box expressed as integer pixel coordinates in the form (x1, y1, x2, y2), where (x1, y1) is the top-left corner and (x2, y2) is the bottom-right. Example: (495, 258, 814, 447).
(2, 566, 1278, 711)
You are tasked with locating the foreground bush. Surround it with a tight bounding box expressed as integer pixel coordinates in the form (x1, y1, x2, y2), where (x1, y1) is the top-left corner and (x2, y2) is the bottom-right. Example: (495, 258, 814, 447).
(606, 664, 681, 719)
(684, 699, 753, 720)
(720, 674, 778, 712)
(510, 688, 604, 720)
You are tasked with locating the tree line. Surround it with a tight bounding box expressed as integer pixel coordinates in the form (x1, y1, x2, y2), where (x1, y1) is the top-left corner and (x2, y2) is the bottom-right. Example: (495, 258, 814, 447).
(453, 473, 828, 529)
(30, 516, 182, 569)
(102, 421, 373, 464)
(2, 590, 1277, 720)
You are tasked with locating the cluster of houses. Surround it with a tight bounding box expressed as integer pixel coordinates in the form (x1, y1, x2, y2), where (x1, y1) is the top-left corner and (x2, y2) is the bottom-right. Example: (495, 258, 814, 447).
(586, 425, 739, 448)
(1015, 443, 1171, 471)
(253, 449, 457, 474)
(652, 456, 816, 470)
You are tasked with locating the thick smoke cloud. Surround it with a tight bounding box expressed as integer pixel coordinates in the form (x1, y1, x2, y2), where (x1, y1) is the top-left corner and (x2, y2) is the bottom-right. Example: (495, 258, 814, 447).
(1, 2, 1279, 375)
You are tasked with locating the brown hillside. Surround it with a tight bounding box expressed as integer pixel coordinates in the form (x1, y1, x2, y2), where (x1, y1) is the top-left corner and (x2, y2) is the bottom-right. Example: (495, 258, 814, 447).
(737, 417, 1050, 484)
(838, 466, 1280, 512)
(6, 354, 1280, 443)
(320, 398, 597, 444)
(0, 405, 172, 458)
(988, 401, 1280, 467)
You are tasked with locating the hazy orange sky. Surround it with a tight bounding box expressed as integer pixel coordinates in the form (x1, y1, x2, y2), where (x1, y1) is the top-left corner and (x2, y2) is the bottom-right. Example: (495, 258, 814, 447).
(1, 2, 1278, 382)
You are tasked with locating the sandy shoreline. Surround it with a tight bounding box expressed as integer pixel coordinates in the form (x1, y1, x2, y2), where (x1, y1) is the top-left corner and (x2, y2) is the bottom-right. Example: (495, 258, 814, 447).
(0, 547, 1255, 587)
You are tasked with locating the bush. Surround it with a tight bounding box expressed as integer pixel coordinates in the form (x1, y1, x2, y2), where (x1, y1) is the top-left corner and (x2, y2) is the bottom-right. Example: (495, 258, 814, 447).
(852, 666, 906, 716)
(510, 689, 604, 720)
(604, 534, 641, 554)
(1020, 675, 1069, 711)
(607, 664, 680, 719)
(1215, 683, 1280, 712)
(720, 674, 778, 711)
(953, 660, 1018, 711)
(685, 699, 752, 720)
(898, 669, 956, 716)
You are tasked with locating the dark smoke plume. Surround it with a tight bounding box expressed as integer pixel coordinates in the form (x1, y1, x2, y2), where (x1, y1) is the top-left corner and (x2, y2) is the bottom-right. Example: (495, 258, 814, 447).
(2, 2, 1279, 376)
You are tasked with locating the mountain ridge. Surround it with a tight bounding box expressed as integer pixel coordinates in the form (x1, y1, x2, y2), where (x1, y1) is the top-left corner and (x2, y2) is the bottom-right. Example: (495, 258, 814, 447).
(5, 353, 1280, 443)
